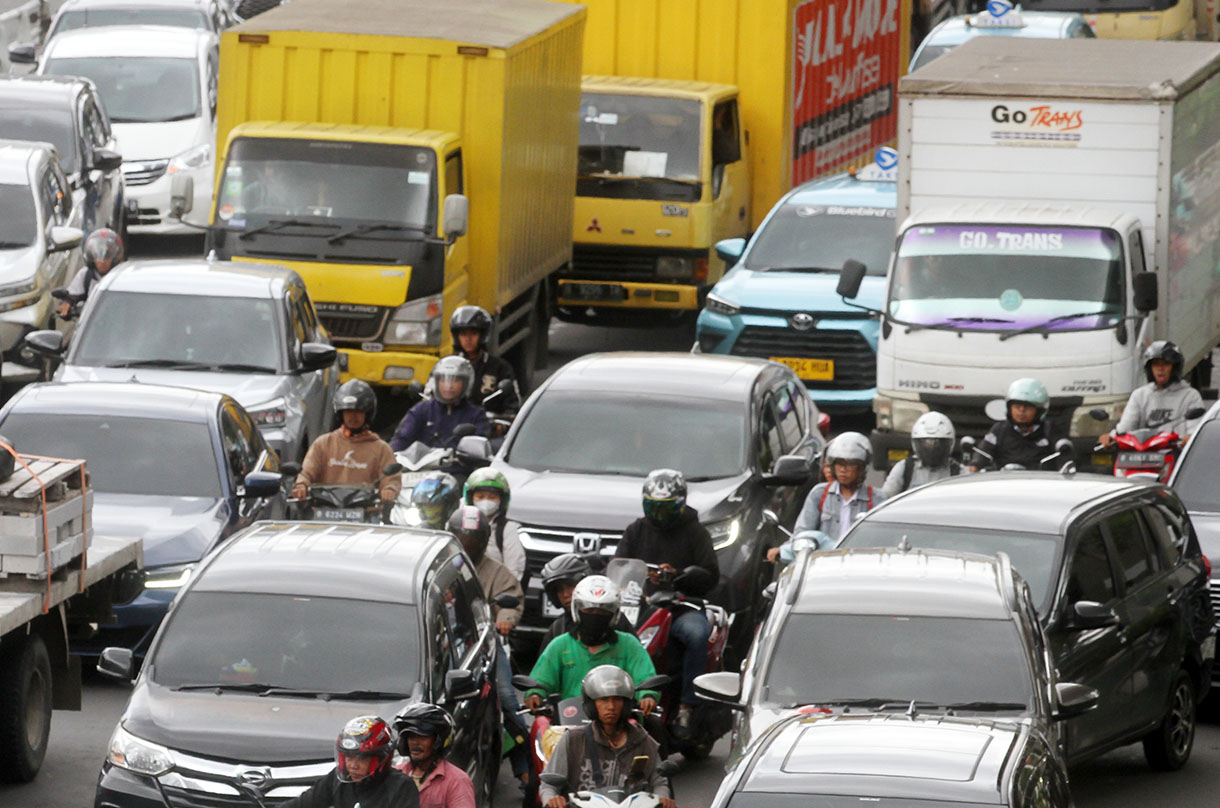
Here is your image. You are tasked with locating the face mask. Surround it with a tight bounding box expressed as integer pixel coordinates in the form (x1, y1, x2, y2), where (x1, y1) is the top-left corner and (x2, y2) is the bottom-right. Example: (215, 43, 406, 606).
(474, 498, 500, 518)
(576, 610, 614, 646)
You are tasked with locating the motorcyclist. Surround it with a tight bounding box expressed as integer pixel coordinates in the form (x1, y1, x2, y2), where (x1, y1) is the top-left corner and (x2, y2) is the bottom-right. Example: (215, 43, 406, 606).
(970, 378, 1066, 471)
(393, 704, 474, 808)
(524, 576, 659, 719)
(281, 715, 419, 808)
(390, 356, 490, 452)
(450, 305, 519, 409)
(292, 380, 402, 506)
(769, 432, 884, 554)
(613, 469, 717, 739)
(408, 471, 462, 529)
(539, 666, 674, 808)
(1101, 340, 1204, 446)
(881, 412, 963, 497)
(464, 468, 526, 582)
(540, 553, 633, 648)
(58, 227, 123, 319)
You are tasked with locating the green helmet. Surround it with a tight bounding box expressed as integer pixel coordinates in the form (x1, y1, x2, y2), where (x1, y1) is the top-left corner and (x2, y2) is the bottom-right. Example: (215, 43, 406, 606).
(464, 468, 511, 517)
(1005, 377, 1049, 420)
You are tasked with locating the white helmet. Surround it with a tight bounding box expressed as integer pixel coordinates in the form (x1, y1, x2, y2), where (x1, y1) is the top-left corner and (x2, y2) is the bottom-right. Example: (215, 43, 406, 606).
(911, 412, 955, 442)
(911, 412, 955, 468)
(825, 431, 871, 466)
(570, 575, 621, 623)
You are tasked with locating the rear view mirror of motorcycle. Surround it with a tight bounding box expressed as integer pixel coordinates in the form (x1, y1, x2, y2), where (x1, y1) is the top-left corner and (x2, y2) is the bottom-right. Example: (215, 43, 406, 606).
(1187, 406, 1207, 420)
(382, 462, 404, 476)
(673, 565, 715, 593)
(656, 759, 680, 779)
(1088, 408, 1110, 422)
(762, 509, 780, 525)
(984, 399, 1008, 421)
(540, 773, 568, 790)
(452, 423, 477, 439)
(629, 756, 650, 780)
(512, 674, 543, 692)
(404, 380, 425, 405)
(636, 674, 672, 692)
(493, 593, 520, 610)
(280, 461, 302, 478)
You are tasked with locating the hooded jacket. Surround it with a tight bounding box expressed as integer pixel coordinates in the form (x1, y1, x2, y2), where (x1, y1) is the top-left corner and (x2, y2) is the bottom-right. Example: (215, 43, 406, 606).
(390, 399, 490, 452)
(539, 722, 671, 803)
(475, 554, 523, 627)
(299, 427, 402, 502)
(614, 506, 719, 596)
(1115, 379, 1204, 436)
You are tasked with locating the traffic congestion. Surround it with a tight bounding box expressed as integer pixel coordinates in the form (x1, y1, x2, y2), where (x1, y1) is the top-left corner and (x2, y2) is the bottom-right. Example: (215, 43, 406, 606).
(0, 0, 1219, 807)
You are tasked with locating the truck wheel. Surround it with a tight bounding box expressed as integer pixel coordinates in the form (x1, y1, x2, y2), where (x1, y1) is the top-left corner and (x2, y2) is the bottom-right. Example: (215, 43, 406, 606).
(0, 633, 53, 783)
(1143, 669, 1195, 771)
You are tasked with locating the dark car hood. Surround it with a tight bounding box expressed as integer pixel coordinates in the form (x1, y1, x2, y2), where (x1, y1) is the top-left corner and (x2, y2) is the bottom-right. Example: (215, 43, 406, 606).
(1188, 511, 1220, 569)
(124, 683, 412, 763)
(93, 493, 230, 569)
(496, 466, 750, 530)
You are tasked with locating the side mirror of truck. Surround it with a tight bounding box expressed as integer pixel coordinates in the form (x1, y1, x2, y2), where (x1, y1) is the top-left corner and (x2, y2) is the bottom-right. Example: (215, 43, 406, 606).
(1133, 271, 1158, 312)
(837, 259, 867, 299)
(442, 194, 469, 241)
(170, 175, 194, 218)
(714, 237, 746, 268)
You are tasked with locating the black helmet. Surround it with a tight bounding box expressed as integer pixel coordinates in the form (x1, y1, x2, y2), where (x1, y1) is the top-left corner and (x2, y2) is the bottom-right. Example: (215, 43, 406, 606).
(333, 379, 377, 426)
(580, 665, 636, 724)
(540, 552, 592, 608)
(447, 504, 490, 562)
(408, 471, 461, 528)
(642, 468, 686, 528)
(1143, 340, 1184, 383)
(393, 703, 455, 757)
(431, 355, 475, 405)
(334, 715, 394, 783)
(83, 227, 123, 269)
(449, 305, 493, 353)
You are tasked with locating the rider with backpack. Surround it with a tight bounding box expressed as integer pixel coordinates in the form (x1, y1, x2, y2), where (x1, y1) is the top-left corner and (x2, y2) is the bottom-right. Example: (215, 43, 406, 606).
(881, 412, 962, 497)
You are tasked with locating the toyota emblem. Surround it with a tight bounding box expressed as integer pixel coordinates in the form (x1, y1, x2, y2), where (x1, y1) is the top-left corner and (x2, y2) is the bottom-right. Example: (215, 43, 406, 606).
(790, 313, 816, 331)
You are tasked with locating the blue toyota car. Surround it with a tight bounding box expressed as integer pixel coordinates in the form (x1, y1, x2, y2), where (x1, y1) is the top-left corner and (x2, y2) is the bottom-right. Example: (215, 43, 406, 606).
(694, 153, 895, 414)
(910, 3, 1094, 72)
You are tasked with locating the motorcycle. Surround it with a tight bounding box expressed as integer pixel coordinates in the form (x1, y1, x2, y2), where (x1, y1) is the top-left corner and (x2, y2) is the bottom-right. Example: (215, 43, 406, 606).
(539, 759, 678, 808)
(1090, 406, 1206, 480)
(604, 558, 732, 761)
(284, 461, 401, 523)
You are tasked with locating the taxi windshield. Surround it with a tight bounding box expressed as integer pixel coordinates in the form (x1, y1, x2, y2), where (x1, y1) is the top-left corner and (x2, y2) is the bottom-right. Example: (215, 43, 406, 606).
(745, 203, 894, 275)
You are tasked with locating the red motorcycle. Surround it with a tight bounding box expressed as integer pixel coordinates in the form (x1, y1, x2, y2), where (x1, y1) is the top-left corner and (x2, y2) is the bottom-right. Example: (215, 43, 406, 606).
(605, 558, 733, 761)
(1102, 427, 1186, 481)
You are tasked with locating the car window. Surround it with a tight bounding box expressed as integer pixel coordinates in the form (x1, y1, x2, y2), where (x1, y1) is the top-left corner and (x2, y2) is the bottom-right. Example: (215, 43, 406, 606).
(285, 291, 307, 349)
(219, 403, 258, 480)
(757, 396, 783, 471)
(1066, 524, 1116, 605)
(1103, 509, 1157, 591)
(82, 99, 108, 150)
(1143, 504, 1185, 568)
(426, 558, 478, 699)
(41, 170, 67, 226)
(445, 150, 463, 196)
(773, 382, 804, 452)
(50, 165, 72, 218)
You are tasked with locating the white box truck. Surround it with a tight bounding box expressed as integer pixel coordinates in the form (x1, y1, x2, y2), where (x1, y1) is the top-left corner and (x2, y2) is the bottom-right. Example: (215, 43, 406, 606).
(837, 37, 1220, 469)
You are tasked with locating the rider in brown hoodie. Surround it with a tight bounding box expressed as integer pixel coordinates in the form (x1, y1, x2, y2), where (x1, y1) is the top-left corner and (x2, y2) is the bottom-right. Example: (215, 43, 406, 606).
(293, 380, 402, 504)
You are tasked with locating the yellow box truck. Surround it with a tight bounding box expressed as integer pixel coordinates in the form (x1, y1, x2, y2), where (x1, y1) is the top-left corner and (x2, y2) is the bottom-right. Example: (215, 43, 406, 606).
(190, 0, 584, 387)
(550, 0, 910, 324)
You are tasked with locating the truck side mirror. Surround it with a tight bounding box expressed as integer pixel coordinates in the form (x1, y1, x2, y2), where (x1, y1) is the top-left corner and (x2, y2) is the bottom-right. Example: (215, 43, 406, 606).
(170, 175, 195, 218)
(442, 194, 468, 240)
(1133, 271, 1158, 312)
(837, 259, 867, 299)
(714, 237, 746, 268)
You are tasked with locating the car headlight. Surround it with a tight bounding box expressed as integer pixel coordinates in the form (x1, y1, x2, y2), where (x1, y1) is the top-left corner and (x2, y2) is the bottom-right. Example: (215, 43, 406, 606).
(0, 278, 42, 313)
(387, 294, 442, 346)
(143, 563, 193, 590)
(167, 143, 211, 174)
(705, 293, 740, 317)
(248, 398, 287, 427)
(656, 256, 694, 280)
(706, 517, 742, 551)
(107, 724, 174, 776)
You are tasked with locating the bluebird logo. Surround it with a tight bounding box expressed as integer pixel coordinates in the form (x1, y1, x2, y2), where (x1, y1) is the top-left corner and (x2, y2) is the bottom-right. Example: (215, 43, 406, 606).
(875, 147, 898, 171)
(986, 0, 1013, 16)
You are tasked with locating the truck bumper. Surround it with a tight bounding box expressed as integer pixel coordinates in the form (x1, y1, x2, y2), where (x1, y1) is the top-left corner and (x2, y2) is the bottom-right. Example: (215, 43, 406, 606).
(556, 278, 700, 310)
(337, 347, 439, 386)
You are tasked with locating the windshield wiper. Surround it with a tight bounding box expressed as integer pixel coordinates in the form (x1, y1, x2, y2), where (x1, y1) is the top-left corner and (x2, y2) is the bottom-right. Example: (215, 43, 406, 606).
(796, 697, 934, 710)
(255, 687, 412, 700)
(102, 358, 214, 370)
(762, 266, 840, 274)
(207, 362, 277, 374)
(173, 682, 282, 693)
(239, 219, 341, 240)
(940, 316, 1015, 324)
(940, 701, 1027, 712)
(998, 310, 1110, 341)
(326, 223, 425, 244)
(583, 173, 698, 185)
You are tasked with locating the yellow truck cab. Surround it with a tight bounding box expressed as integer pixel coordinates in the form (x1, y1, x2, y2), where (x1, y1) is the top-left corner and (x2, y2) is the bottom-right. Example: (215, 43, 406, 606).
(558, 77, 750, 320)
(1024, 0, 1219, 39)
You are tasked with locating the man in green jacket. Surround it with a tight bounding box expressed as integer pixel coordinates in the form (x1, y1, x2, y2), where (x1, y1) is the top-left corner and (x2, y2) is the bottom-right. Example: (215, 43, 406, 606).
(524, 575, 658, 717)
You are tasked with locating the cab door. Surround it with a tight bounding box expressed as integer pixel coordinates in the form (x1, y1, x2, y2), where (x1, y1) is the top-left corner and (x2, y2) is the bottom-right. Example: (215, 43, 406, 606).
(708, 97, 750, 285)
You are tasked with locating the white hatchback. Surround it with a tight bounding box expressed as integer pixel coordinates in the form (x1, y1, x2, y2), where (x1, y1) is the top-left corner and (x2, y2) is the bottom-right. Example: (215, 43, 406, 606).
(38, 26, 217, 234)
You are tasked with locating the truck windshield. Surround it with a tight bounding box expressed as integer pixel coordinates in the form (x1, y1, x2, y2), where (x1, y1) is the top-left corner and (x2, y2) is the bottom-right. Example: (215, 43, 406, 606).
(215, 137, 436, 231)
(745, 203, 894, 274)
(44, 57, 200, 123)
(579, 93, 702, 182)
(888, 224, 1124, 332)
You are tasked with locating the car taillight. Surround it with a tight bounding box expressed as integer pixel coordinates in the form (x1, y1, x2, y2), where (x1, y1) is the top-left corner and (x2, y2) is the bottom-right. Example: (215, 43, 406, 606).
(1203, 555, 1212, 578)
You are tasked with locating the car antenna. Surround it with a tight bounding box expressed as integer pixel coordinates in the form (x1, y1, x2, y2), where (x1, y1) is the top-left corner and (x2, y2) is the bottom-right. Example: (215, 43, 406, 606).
(897, 535, 911, 553)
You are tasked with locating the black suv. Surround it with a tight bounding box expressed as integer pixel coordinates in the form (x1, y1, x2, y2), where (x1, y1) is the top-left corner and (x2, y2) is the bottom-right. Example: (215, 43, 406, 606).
(840, 472, 1214, 770)
(0, 75, 124, 236)
(94, 521, 502, 807)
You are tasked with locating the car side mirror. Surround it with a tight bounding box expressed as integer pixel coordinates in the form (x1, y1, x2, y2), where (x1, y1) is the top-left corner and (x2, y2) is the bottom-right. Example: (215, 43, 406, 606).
(48, 226, 84, 253)
(1053, 681, 1099, 720)
(300, 342, 336, 371)
(242, 470, 282, 498)
(1068, 600, 1119, 630)
(1132, 271, 1158, 313)
(6, 42, 34, 65)
(762, 453, 810, 487)
(279, 461, 302, 477)
(456, 435, 493, 464)
(24, 329, 65, 356)
(836, 259, 867, 299)
(442, 194, 469, 241)
(91, 148, 123, 173)
(714, 237, 747, 268)
(169, 174, 194, 218)
(97, 647, 134, 682)
(443, 669, 479, 702)
(693, 671, 746, 710)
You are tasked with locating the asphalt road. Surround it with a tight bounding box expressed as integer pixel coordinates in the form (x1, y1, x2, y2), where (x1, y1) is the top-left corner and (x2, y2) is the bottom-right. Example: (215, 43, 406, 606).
(4, 233, 1219, 808)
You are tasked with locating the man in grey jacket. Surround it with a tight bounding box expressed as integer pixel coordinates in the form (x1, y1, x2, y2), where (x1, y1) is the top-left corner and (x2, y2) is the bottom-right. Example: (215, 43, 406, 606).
(1102, 340, 1204, 445)
(881, 412, 963, 497)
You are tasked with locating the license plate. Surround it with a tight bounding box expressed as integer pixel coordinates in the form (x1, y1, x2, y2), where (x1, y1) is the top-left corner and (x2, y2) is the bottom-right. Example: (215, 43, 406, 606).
(560, 282, 628, 302)
(769, 356, 834, 380)
(315, 507, 365, 521)
(888, 449, 909, 463)
(1116, 451, 1167, 467)
(1203, 634, 1216, 661)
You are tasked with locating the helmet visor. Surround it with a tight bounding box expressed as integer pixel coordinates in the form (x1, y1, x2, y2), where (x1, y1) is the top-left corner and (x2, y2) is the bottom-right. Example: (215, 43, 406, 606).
(912, 437, 951, 468)
(643, 497, 683, 526)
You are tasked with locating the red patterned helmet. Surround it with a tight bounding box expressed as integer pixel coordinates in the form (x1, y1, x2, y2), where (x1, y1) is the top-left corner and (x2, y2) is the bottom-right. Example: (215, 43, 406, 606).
(334, 715, 394, 783)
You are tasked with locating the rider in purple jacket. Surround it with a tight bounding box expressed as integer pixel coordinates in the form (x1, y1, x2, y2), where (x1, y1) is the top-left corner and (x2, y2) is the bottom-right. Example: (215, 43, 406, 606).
(390, 356, 490, 452)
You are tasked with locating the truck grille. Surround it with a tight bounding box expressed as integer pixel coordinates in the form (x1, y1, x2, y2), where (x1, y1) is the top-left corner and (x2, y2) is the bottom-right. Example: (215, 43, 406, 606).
(730, 326, 875, 390)
(569, 246, 661, 283)
(314, 304, 388, 342)
(122, 159, 169, 187)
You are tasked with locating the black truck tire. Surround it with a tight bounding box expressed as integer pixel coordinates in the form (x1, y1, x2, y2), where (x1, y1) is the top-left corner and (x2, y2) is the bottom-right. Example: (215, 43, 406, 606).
(0, 632, 53, 783)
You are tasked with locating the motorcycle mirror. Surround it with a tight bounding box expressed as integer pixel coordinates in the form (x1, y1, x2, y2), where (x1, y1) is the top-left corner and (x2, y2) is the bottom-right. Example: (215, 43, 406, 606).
(983, 399, 1008, 422)
(673, 565, 714, 592)
(452, 423, 476, 439)
(493, 593, 520, 610)
(636, 674, 672, 692)
(1054, 438, 1076, 463)
(762, 509, 780, 525)
(1186, 406, 1207, 420)
(498, 378, 514, 393)
(539, 773, 567, 790)
(280, 461, 302, 477)
(511, 674, 542, 692)
(382, 462, 404, 476)
(1088, 408, 1110, 421)
(656, 760, 680, 779)
(957, 435, 976, 458)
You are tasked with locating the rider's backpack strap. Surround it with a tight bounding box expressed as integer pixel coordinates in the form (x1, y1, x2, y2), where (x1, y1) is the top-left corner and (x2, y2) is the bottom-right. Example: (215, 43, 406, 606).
(901, 457, 915, 492)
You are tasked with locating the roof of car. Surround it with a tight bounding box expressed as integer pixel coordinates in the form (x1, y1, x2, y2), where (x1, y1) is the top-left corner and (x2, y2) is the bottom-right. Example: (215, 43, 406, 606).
(0, 75, 88, 106)
(3, 381, 222, 423)
(739, 712, 1020, 803)
(58, 0, 210, 9)
(923, 10, 1084, 48)
(190, 521, 460, 603)
(104, 259, 300, 298)
(792, 547, 1014, 617)
(542, 352, 773, 400)
(857, 471, 1158, 535)
(0, 142, 49, 185)
(783, 170, 897, 210)
(42, 24, 213, 58)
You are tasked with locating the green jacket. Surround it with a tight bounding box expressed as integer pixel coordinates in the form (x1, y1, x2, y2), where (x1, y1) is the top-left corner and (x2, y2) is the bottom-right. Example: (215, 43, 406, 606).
(527, 631, 659, 701)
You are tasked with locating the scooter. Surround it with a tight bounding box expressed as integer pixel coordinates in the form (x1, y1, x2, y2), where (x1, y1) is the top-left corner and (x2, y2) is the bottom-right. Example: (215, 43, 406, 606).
(604, 558, 731, 761)
(284, 462, 401, 523)
(1089, 406, 1206, 480)
(539, 759, 678, 808)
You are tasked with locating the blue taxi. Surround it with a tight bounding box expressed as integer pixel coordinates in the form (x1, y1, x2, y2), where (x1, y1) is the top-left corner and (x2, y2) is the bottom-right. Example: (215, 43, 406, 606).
(910, 2, 1094, 72)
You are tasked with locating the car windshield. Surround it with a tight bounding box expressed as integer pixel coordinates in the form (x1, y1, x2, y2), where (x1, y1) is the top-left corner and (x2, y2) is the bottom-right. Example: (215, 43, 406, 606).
(506, 393, 746, 478)
(579, 93, 701, 181)
(44, 56, 200, 123)
(51, 8, 209, 36)
(1173, 419, 1220, 512)
(72, 291, 282, 370)
(888, 224, 1124, 332)
(0, 413, 221, 496)
(910, 43, 956, 71)
(840, 523, 1061, 614)
(215, 137, 435, 229)
(0, 183, 37, 247)
(764, 614, 1032, 710)
(150, 592, 420, 692)
(744, 203, 894, 274)
(0, 109, 79, 173)
(728, 797, 996, 808)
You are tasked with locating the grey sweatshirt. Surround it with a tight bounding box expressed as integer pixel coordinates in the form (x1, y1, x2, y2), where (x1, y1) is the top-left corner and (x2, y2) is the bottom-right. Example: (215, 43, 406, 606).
(1114, 380, 1204, 436)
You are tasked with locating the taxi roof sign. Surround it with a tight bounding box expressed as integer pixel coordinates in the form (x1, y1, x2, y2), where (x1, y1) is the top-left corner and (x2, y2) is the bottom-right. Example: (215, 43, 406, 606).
(854, 147, 898, 182)
(969, 0, 1026, 28)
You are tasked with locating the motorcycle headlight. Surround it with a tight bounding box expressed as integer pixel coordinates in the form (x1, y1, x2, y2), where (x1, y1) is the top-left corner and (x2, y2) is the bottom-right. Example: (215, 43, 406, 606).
(707, 517, 742, 551)
(387, 294, 443, 346)
(107, 724, 174, 776)
(705, 293, 740, 317)
(167, 143, 211, 174)
(248, 398, 287, 427)
(143, 563, 193, 590)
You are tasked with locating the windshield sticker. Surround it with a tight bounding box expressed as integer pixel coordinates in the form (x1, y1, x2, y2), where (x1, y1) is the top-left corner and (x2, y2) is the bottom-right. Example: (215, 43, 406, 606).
(217, 204, 234, 221)
(229, 217, 246, 229)
(407, 171, 429, 185)
(999, 288, 1023, 311)
(623, 150, 668, 178)
(585, 111, 619, 125)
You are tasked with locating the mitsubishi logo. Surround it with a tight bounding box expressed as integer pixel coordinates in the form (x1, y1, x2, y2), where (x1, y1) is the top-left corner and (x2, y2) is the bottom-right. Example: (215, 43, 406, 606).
(573, 532, 601, 555)
(238, 768, 272, 790)
(587, 218, 602, 233)
(790, 313, 816, 331)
